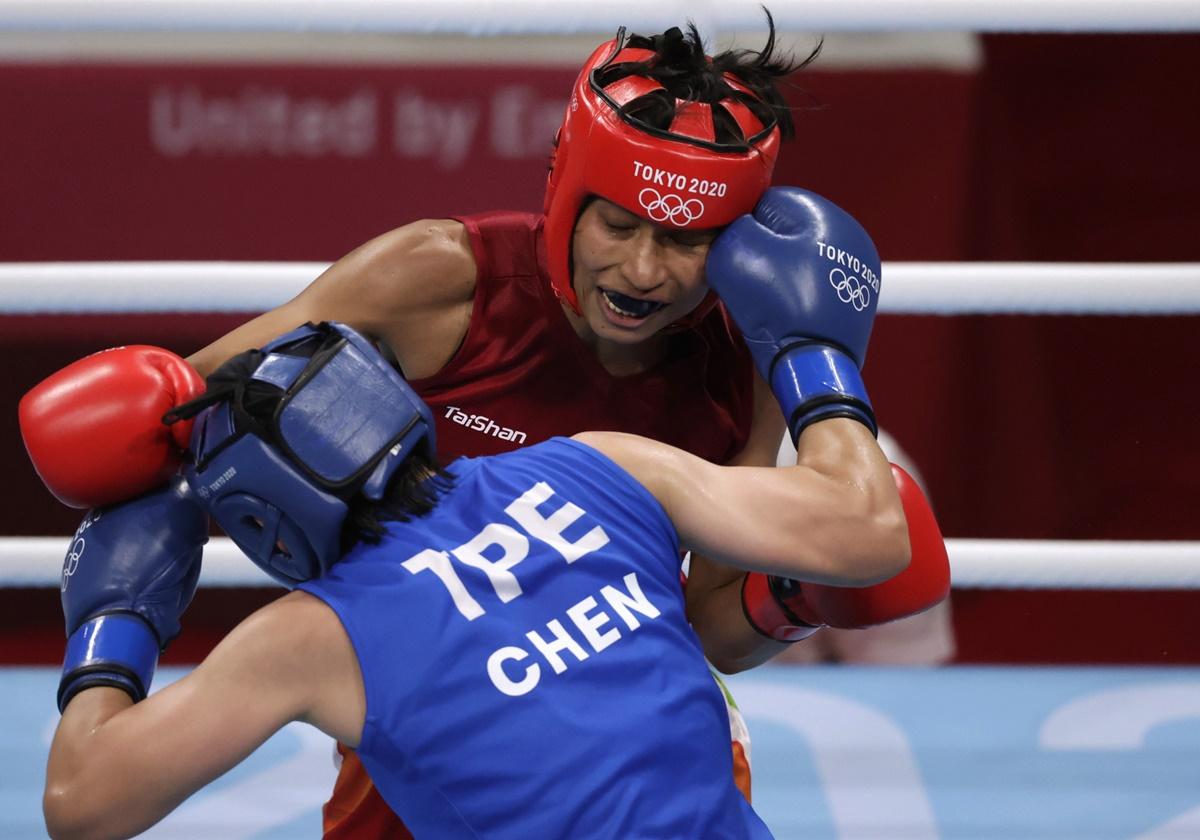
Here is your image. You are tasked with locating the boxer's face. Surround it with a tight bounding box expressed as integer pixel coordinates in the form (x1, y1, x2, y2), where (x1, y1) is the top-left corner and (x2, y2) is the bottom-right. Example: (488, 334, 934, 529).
(569, 198, 716, 344)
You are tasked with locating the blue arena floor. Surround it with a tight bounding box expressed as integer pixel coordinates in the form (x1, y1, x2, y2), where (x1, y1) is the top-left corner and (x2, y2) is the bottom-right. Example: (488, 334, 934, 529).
(6, 664, 1200, 839)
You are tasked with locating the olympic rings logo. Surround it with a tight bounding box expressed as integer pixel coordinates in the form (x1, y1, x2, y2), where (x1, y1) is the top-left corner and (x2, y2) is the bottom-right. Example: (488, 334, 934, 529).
(62, 537, 85, 592)
(829, 268, 871, 312)
(638, 188, 705, 226)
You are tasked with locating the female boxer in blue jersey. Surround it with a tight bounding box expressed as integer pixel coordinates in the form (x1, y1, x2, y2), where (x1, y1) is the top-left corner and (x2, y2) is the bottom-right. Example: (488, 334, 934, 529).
(44, 310, 946, 839)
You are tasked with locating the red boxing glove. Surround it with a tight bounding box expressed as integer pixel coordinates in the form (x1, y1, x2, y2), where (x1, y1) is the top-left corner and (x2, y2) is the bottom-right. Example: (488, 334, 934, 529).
(19, 346, 205, 509)
(742, 463, 951, 641)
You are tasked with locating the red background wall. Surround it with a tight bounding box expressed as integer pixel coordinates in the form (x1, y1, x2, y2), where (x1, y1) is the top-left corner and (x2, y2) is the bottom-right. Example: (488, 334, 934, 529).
(2, 34, 1197, 664)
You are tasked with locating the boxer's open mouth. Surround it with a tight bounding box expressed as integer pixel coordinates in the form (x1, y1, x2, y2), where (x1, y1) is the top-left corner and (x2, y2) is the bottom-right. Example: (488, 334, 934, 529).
(600, 289, 666, 319)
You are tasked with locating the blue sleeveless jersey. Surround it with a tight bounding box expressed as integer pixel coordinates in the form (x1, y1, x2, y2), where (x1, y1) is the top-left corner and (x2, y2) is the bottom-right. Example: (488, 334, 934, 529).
(300, 437, 773, 839)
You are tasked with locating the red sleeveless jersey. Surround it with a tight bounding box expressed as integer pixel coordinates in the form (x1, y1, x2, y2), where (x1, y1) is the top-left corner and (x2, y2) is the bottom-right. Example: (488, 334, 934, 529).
(322, 210, 755, 840)
(412, 210, 754, 463)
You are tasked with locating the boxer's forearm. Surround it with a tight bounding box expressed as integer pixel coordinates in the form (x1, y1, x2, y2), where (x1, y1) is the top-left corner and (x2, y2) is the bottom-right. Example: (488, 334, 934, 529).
(687, 560, 791, 673)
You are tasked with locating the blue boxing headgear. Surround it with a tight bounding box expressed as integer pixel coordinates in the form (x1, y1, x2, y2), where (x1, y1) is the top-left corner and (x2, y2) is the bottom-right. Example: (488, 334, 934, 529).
(179, 322, 435, 587)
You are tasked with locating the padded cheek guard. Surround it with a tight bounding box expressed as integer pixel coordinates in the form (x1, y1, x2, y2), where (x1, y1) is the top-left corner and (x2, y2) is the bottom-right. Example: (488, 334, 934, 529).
(183, 322, 435, 587)
(187, 411, 345, 585)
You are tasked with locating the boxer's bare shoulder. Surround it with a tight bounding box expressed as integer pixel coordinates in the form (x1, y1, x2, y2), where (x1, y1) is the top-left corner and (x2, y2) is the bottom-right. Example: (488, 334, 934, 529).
(187, 218, 476, 380)
(331, 219, 477, 378)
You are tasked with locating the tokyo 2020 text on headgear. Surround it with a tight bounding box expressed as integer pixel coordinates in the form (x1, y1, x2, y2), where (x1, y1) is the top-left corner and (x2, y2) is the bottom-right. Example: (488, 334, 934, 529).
(174, 322, 435, 587)
(543, 26, 782, 313)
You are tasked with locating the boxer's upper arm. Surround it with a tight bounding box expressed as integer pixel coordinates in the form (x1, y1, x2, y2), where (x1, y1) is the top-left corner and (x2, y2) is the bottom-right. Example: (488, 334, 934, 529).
(44, 592, 363, 840)
(584, 422, 896, 586)
(186, 218, 477, 379)
(578, 376, 902, 672)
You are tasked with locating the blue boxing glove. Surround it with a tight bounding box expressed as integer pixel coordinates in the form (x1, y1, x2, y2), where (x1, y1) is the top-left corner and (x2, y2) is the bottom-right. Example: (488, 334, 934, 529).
(707, 187, 880, 442)
(58, 476, 208, 712)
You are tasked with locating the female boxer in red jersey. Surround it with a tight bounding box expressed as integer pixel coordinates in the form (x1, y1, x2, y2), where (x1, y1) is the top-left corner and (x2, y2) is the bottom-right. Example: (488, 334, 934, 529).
(178, 22, 822, 838)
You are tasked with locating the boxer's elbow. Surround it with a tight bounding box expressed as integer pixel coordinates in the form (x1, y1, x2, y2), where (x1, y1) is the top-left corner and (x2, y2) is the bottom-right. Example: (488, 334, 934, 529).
(44, 777, 124, 840)
(864, 492, 907, 583)
(829, 486, 911, 587)
(44, 781, 88, 840)
(867, 503, 912, 584)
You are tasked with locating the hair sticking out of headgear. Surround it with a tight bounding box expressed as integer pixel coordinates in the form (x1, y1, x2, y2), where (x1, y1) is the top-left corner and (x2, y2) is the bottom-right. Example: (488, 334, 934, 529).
(542, 8, 821, 315)
(622, 14, 821, 143)
(171, 322, 448, 587)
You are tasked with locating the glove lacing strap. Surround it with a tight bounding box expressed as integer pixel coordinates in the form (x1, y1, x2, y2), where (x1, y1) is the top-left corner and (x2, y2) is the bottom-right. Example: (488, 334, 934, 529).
(163, 348, 268, 429)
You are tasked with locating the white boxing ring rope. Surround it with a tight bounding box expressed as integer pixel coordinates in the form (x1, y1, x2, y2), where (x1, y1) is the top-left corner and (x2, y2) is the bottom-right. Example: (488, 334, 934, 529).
(2, 259, 1199, 591)
(5, 538, 1200, 590)
(2, 0, 1200, 34)
(3, 261, 1200, 315)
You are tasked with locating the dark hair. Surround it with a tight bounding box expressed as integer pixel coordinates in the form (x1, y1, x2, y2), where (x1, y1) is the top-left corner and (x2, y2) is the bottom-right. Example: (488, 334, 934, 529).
(343, 452, 455, 552)
(605, 8, 821, 144)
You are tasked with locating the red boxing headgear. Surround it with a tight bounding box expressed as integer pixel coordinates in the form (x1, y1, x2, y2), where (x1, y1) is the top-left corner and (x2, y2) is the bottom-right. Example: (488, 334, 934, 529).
(543, 30, 782, 313)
